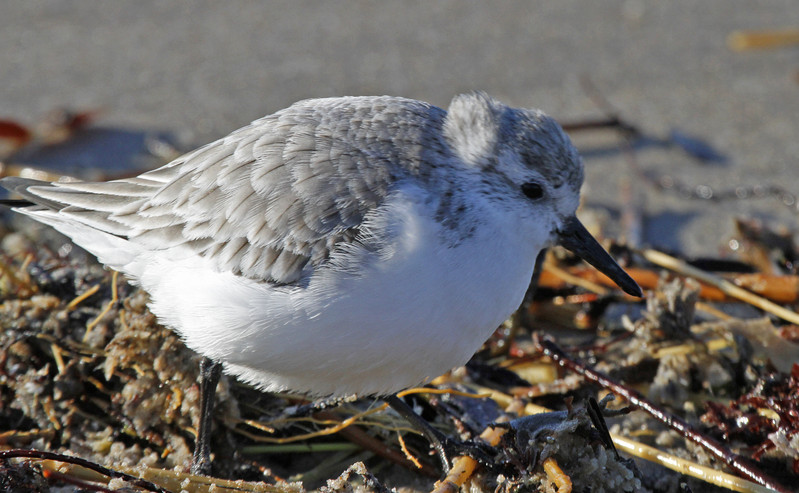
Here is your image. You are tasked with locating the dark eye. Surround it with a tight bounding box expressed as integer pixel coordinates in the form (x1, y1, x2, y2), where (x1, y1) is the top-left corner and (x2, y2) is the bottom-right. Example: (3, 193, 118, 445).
(521, 182, 544, 200)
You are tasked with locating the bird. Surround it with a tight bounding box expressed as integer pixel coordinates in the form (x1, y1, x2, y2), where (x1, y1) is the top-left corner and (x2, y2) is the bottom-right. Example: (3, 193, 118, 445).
(0, 92, 642, 474)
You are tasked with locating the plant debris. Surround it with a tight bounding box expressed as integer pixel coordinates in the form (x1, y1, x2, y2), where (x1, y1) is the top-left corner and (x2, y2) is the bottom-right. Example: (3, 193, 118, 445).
(1, 105, 798, 492)
(2, 214, 798, 492)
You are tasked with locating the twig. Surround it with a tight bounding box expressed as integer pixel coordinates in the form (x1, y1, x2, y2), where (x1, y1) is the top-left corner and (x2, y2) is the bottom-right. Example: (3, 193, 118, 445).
(0, 449, 169, 493)
(397, 432, 424, 469)
(41, 468, 116, 493)
(610, 435, 776, 493)
(430, 400, 520, 493)
(536, 337, 793, 493)
(642, 249, 799, 325)
(577, 75, 641, 138)
(84, 270, 120, 342)
(313, 410, 439, 477)
(235, 405, 386, 444)
(542, 457, 572, 493)
(727, 29, 799, 51)
(3, 448, 302, 492)
(544, 260, 610, 295)
(543, 259, 738, 323)
(479, 386, 778, 493)
(0, 429, 56, 446)
(560, 116, 638, 135)
(66, 283, 100, 310)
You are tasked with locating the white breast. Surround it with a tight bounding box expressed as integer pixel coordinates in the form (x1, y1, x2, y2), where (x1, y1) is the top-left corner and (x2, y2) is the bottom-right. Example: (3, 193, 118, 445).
(136, 184, 546, 396)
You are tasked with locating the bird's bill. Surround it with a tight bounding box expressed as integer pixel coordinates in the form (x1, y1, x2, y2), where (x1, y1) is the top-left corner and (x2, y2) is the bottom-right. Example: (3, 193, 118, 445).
(556, 216, 643, 297)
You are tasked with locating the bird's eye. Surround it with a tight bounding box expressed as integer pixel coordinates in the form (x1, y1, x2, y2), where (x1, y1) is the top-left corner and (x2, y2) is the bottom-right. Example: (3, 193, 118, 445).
(521, 182, 544, 200)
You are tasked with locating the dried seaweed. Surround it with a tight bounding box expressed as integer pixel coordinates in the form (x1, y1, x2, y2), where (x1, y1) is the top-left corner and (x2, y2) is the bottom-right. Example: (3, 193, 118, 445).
(1, 105, 798, 492)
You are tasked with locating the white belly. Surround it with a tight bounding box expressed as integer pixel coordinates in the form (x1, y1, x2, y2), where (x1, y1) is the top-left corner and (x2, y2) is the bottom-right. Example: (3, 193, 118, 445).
(138, 187, 545, 396)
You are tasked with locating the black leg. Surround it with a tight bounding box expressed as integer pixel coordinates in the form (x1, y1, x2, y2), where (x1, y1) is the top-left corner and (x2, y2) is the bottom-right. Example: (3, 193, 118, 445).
(191, 357, 223, 476)
(587, 397, 620, 460)
(385, 394, 452, 472)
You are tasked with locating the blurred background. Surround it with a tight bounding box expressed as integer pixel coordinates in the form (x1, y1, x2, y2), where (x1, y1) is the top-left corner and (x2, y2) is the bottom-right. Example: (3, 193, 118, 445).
(1, 1, 797, 256)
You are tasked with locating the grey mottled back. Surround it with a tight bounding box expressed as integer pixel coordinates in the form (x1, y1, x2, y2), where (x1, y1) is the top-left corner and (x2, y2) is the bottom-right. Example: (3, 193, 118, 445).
(9, 97, 451, 284)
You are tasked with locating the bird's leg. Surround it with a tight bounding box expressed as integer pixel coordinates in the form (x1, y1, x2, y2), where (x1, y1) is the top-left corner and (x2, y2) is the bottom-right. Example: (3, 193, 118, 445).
(385, 394, 496, 473)
(385, 394, 452, 471)
(191, 357, 223, 476)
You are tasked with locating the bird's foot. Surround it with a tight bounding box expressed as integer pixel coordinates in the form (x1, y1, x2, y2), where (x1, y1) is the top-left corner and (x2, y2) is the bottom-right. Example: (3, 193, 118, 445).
(190, 451, 214, 476)
(385, 394, 500, 472)
(436, 435, 498, 472)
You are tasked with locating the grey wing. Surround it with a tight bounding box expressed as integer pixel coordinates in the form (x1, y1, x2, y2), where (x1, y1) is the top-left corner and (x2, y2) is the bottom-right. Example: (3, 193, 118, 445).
(3, 96, 442, 284)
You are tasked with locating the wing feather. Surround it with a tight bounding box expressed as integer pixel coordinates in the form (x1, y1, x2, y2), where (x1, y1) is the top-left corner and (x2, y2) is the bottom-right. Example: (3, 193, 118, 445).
(0, 96, 450, 284)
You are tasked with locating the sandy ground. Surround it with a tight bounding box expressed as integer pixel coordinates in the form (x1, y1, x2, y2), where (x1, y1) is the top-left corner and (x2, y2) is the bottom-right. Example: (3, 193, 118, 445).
(1, 1, 797, 253)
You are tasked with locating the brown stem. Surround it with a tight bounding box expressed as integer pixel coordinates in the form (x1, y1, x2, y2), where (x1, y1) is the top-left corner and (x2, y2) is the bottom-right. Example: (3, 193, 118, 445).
(0, 449, 170, 493)
(535, 337, 793, 493)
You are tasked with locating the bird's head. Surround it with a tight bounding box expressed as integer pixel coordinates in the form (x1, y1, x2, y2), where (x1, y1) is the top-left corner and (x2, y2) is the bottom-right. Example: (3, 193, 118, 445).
(444, 92, 642, 297)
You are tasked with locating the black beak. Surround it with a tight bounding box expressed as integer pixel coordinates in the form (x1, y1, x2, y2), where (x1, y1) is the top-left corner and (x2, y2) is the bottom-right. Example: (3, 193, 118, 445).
(556, 216, 643, 297)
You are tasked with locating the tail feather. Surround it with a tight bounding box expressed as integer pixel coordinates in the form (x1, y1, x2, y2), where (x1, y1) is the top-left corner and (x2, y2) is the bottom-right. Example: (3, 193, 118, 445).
(0, 176, 146, 277)
(12, 207, 144, 276)
(0, 199, 35, 207)
(29, 186, 143, 213)
(1, 177, 64, 209)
